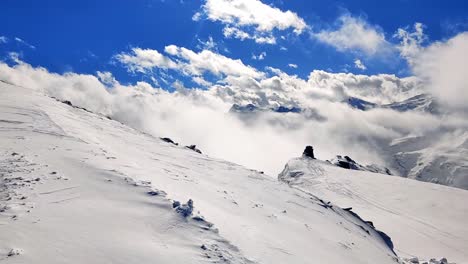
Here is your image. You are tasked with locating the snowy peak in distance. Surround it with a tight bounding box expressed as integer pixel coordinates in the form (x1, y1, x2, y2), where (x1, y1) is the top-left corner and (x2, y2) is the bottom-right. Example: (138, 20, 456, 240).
(229, 103, 301, 114)
(346, 97, 377, 111)
(347, 93, 440, 114)
(229, 93, 439, 117)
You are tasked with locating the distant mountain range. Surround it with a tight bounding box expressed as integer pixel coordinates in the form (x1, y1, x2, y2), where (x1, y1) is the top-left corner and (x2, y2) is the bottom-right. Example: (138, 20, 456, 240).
(229, 94, 468, 190)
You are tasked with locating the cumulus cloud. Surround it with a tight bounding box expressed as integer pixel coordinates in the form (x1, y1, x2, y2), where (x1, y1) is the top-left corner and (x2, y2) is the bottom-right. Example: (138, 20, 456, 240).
(395, 23, 468, 111)
(307, 70, 423, 104)
(115, 48, 177, 73)
(410, 32, 468, 110)
(287, 63, 298, 69)
(165, 45, 264, 79)
(314, 15, 388, 56)
(354, 59, 367, 70)
(198, 0, 307, 44)
(116, 45, 264, 87)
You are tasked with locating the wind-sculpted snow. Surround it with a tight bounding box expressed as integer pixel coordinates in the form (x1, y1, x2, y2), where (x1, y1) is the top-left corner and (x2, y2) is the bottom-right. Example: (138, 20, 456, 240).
(279, 157, 468, 263)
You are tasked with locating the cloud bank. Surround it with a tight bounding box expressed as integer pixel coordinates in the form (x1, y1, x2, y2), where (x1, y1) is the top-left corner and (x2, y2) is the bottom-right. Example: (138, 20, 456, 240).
(396, 25, 468, 111)
(1, 52, 454, 176)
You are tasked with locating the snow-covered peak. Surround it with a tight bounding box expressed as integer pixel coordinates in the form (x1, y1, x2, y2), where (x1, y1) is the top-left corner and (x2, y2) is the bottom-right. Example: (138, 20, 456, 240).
(346, 93, 440, 114)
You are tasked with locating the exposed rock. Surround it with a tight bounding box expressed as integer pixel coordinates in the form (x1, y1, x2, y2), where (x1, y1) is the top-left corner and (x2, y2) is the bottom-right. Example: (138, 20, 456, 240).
(185, 145, 202, 154)
(329, 155, 392, 175)
(229, 103, 258, 113)
(7, 248, 23, 257)
(302, 146, 315, 159)
(161, 137, 178, 146)
(274, 106, 301, 113)
(174, 199, 194, 217)
(61, 100, 73, 106)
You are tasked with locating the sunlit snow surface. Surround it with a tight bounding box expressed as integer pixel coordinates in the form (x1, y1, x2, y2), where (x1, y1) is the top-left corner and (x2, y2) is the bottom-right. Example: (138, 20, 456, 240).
(279, 158, 468, 263)
(0, 82, 465, 263)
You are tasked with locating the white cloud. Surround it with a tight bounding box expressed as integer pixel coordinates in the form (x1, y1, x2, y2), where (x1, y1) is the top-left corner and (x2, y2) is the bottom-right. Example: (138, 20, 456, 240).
(164, 45, 264, 79)
(287, 63, 298, 69)
(202, 0, 306, 33)
(394, 23, 426, 64)
(307, 70, 423, 104)
(395, 23, 468, 111)
(192, 76, 213, 87)
(199, 0, 307, 44)
(223, 26, 276, 44)
(265, 66, 283, 75)
(115, 48, 177, 73)
(314, 15, 388, 56)
(252, 52, 266, 60)
(409, 32, 468, 111)
(2, 58, 456, 178)
(8, 52, 22, 63)
(117, 45, 264, 88)
(192, 11, 202, 21)
(197, 36, 218, 51)
(10, 28, 466, 178)
(0, 36, 8, 44)
(354, 59, 367, 70)
(14, 37, 36, 49)
(97, 71, 118, 87)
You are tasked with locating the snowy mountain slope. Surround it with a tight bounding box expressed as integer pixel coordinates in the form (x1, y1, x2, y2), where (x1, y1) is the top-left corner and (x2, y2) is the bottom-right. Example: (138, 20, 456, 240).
(0, 87, 252, 264)
(346, 93, 440, 114)
(382, 94, 440, 114)
(388, 131, 468, 190)
(344, 93, 468, 190)
(279, 157, 468, 263)
(0, 83, 401, 263)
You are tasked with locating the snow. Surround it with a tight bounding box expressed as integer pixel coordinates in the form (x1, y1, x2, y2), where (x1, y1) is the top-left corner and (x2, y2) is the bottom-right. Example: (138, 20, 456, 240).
(279, 157, 468, 263)
(388, 130, 468, 190)
(0, 83, 402, 263)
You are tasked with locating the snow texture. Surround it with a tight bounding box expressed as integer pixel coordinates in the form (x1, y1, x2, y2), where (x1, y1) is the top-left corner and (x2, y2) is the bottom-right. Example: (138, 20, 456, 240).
(0, 82, 405, 263)
(279, 157, 468, 263)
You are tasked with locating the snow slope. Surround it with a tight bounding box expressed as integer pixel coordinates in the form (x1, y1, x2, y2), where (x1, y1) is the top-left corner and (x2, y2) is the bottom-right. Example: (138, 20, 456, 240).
(279, 157, 468, 263)
(388, 131, 468, 190)
(0, 83, 401, 263)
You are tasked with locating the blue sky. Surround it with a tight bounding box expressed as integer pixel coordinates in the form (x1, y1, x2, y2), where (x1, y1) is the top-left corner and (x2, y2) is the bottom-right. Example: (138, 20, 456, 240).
(1, 0, 467, 88)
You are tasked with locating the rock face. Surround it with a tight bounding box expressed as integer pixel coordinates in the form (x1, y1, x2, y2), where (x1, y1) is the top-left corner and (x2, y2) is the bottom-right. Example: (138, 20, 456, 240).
(185, 145, 202, 154)
(329, 155, 392, 175)
(229, 104, 302, 114)
(160, 137, 178, 146)
(302, 146, 315, 159)
(332, 155, 360, 170)
(174, 199, 194, 217)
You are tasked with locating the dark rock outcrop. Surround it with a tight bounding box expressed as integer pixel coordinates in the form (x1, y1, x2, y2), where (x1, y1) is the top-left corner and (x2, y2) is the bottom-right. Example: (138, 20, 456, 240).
(302, 146, 315, 159)
(185, 145, 202, 154)
(161, 137, 178, 146)
(329, 155, 392, 175)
